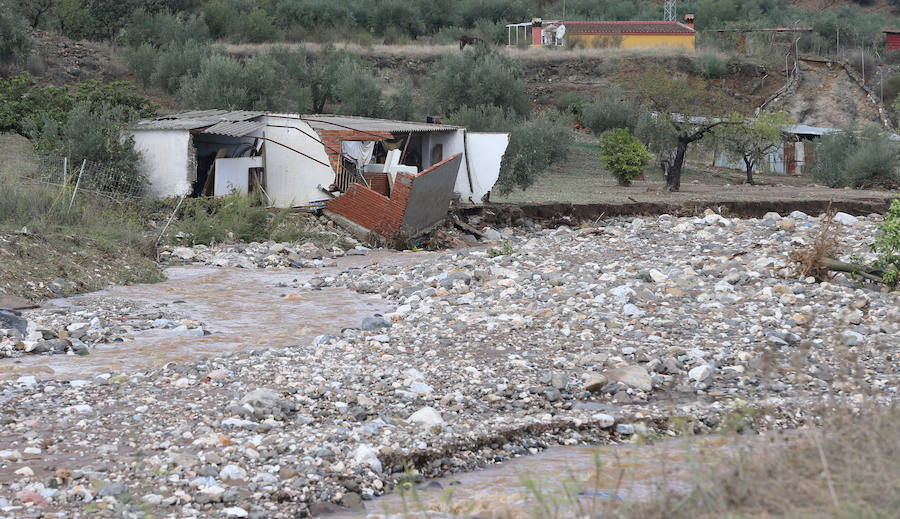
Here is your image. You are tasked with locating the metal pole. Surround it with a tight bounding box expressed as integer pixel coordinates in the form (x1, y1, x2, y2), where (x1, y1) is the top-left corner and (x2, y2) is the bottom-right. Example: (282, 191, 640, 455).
(62, 157, 67, 187)
(157, 194, 186, 245)
(67, 159, 86, 215)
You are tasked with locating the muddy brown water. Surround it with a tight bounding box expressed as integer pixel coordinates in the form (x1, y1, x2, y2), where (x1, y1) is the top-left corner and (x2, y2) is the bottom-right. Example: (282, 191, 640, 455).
(1, 252, 429, 379)
(329, 434, 787, 518)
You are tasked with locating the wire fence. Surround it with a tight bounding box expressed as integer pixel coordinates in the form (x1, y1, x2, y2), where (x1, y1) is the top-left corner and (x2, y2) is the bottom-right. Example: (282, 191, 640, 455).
(9, 154, 148, 200)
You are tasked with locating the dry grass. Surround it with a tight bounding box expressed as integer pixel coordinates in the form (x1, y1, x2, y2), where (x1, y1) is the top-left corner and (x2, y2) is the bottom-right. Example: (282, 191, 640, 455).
(222, 41, 703, 63)
(630, 405, 900, 519)
(790, 210, 839, 280)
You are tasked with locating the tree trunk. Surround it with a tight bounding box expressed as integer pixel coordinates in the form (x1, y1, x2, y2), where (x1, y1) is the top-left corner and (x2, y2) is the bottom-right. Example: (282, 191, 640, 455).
(744, 157, 754, 185)
(666, 138, 689, 192)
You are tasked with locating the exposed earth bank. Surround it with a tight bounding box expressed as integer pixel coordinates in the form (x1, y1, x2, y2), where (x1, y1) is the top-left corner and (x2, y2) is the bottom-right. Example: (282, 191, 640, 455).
(1, 209, 897, 518)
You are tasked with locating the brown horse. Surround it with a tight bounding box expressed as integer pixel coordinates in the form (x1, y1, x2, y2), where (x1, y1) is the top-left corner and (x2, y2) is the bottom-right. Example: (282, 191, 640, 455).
(459, 35, 484, 50)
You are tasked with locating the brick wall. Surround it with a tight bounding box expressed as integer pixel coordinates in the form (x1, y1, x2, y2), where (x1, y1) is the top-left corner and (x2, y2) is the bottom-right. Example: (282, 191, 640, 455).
(363, 172, 390, 196)
(317, 129, 393, 171)
(325, 154, 461, 238)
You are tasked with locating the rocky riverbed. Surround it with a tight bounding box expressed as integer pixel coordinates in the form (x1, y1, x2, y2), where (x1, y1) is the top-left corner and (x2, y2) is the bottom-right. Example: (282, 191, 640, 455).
(1, 210, 898, 518)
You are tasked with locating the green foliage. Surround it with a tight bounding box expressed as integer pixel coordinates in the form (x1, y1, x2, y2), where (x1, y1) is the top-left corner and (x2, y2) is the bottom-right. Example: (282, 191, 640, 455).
(26, 101, 144, 193)
(697, 53, 728, 79)
(383, 88, 417, 121)
(426, 45, 528, 117)
(581, 86, 645, 135)
(121, 8, 210, 48)
(0, 73, 156, 135)
(240, 8, 283, 43)
(0, 3, 31, 65)
(333, 62, 385, 118)
(598, 128, 652, 186)
(872, 199, 900, 287)
(54, 0, 97, 40)
(555, 92, 589, 118)
(811, 127, 899, 188)
(173, 193, 278, 244)
(449, 104, 571, 195)
(151, 40, 220, 94)
(716, 111, 790, 182)
(177, 54, 279, 110)
(885, 75, 900, 108)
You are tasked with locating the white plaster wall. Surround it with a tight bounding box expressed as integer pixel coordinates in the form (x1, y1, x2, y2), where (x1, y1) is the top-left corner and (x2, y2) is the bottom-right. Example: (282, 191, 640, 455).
(262, 115, 335, 207)
(456, 132, 509, 204)
(131, 130, 192, 197)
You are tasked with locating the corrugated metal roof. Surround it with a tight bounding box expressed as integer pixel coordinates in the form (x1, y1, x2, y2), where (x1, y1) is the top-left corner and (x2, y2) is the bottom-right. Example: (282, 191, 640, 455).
(303, 115, 460, 134)
(130, 110, 264, 131)
(564, 21, 695, 35)
(204, 119, 265, 137)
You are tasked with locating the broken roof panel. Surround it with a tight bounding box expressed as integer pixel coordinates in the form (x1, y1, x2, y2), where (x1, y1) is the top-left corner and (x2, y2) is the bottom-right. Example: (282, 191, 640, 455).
(203, 119, 266, 137)
(130, 110, 265, 131)
(563, 21, 695, 35)
(303, 115, 460, 134)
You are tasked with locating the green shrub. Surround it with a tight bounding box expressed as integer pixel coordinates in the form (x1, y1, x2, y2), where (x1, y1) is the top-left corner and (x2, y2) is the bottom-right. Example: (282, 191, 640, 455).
(240, 8, 283, 43)
(556, 92, 590, 118)
(885, 74, 900, 108)
(872, 199, 900, 287)
(1, 73, 155, 135)
(202, 0, 243, 39)
(26, 102, 144, 194)
(177, 54, 265, 110)
(121, 8, 210, 48)
(126, 43, 158, 87)
(151, 40, 220, 94)
(598, 128, 652, 186)
(382, 88, 416, 121)
(811, 128, 898, 188)
(334, 62, 384, 117)
(174, 193, 273, 244)
(426, 45, 528, 117)
(449, 104, 572, 195)
(581, 86, 643, 134)
(0, 4, 31, 65)
(697, 53, 729, 78)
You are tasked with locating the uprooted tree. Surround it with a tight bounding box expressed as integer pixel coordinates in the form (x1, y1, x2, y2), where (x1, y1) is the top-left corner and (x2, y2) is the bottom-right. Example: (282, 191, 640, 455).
(634, 70, 735, 192)
(716, 111, 791, 185)
(792, 200, 900, 288)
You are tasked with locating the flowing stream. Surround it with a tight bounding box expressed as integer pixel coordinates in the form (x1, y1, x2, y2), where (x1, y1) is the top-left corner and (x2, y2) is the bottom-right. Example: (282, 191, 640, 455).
(1, 252, 427, 379)
(327, 433, 779, 518)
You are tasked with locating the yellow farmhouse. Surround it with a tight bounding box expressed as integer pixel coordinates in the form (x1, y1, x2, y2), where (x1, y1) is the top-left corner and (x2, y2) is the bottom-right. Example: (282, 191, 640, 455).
(511, 15, 696, 51)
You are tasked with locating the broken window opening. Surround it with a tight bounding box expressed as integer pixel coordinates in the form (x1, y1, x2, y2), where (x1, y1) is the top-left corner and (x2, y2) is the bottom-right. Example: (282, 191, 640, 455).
(189, 132, 264, 199)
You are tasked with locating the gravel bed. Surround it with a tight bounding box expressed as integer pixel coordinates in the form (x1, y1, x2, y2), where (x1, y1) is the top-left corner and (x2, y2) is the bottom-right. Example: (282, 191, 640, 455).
(1, 210, 897, 518)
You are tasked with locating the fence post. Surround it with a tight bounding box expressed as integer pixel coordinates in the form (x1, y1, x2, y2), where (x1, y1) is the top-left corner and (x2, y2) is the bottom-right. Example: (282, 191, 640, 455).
(63, 157, 67, 187)
(157, 194, 186, 245)
(67, 159, 86, 215)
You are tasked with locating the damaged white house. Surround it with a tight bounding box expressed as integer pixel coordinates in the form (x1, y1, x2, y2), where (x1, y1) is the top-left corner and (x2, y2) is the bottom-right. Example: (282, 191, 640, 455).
(128, 110, 508, 210)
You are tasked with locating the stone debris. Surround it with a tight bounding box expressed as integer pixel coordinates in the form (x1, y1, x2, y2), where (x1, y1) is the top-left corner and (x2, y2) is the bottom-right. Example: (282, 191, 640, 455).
(0, 211, 897, 517)
(1, 296, 203, 359)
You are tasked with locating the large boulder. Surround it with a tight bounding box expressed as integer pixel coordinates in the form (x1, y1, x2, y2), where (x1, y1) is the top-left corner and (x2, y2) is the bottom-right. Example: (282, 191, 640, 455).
(0, 309, 27, 335)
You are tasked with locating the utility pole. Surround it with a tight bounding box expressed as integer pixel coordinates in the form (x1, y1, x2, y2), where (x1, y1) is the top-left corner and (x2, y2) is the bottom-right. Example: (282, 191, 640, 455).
(664, 0, 676, 22)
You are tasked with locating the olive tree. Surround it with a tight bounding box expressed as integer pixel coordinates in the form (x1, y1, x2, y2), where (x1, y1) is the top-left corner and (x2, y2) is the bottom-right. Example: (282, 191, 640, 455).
(634, 70, 734, 192)
(716, 111, 790, 184)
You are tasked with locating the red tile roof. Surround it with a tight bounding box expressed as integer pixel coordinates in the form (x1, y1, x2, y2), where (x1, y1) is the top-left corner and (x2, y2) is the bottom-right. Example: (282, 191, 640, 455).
(563, 21, 695, 36)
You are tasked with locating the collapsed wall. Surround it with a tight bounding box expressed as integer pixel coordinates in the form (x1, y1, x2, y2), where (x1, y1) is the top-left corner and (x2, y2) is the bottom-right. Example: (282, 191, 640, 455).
(324, 155, 462, 239)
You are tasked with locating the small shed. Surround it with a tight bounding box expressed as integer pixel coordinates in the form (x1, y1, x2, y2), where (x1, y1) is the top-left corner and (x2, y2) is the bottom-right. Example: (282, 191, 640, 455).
(884, 30, 900, 51)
